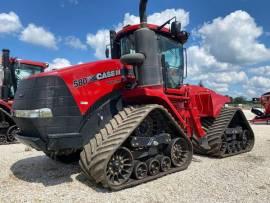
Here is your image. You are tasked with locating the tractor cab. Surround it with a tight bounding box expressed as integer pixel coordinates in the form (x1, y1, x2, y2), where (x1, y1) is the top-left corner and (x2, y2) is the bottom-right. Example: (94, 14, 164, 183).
(109, 23, 189, 90)
(13, 60, 46, 82)
(0, 49, 47, 100)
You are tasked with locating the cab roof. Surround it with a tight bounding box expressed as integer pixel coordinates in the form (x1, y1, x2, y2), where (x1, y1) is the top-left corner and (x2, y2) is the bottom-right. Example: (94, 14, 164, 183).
(116, 24, 171, 39)
(16, 59, 47, 69)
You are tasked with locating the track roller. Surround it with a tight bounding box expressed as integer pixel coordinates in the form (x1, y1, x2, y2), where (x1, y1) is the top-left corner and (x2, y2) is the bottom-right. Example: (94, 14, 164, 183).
(156, 155, 171, 172)
(146, 158, 160, 176)
(132, 161, 148, 180)
(0, 134, 7, 144)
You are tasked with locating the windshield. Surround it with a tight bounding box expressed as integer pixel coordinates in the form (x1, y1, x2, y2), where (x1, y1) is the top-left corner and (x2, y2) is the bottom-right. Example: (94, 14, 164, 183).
(118, 33, 184, 88)
(14, 63, 43, 81)
(158, 35, 184, 88)
(120, 34, 136, 56)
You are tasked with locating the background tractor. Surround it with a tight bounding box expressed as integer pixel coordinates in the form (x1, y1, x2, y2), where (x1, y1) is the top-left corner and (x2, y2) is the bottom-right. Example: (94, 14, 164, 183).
(0, 49, 47, 144)
(251, 92, 270, 124)
(13, 0, 254, 190)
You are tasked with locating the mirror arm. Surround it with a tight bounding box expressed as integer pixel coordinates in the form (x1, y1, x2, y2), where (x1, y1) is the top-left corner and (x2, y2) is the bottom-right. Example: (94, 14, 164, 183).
(157, 16, 176, 31)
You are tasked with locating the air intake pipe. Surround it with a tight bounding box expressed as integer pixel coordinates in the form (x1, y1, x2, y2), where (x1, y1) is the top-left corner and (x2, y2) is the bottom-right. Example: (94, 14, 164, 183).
(140, 0, 148, 27)
(121, 0, 163, 87)
(1, 49, 11, 100)
(2, 49, 10, 69)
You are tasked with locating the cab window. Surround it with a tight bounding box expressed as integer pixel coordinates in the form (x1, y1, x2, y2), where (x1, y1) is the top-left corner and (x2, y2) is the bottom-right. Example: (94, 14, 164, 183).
(158, 35, 184, 89)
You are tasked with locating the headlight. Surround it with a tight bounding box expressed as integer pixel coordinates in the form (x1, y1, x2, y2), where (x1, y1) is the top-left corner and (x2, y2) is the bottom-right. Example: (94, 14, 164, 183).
(13, 108, 53, 118)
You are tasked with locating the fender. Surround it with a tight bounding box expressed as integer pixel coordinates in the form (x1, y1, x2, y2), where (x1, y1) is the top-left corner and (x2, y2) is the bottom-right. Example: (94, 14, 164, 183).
(79, 91, 123, 146)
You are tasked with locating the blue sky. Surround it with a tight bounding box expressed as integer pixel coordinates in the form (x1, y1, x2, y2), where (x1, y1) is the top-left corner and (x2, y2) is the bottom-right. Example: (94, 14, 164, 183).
(1, 0, 270, 98)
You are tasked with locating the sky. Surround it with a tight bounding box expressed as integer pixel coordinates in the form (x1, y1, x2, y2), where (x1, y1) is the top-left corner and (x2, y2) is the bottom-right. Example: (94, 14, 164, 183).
(1, 0, 270, 98)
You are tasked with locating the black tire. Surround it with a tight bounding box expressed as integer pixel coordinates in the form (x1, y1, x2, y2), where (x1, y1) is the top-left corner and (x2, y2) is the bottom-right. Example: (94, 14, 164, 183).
(156, 155, 171, 172)
(0, 133, 7, 144)
(6, 125, 19, 142)
(166, 138, 191, 167)
(146, 158, 160, 176)
(132, 161, 148, 180)
(45, 151, 80, 164)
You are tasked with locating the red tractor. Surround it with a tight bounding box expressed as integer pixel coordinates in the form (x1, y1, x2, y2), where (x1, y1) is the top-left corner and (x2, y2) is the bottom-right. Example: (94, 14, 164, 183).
(0, 49, 47, 144)
(251, 92, 270, 124)
(13, 0, 254, 190)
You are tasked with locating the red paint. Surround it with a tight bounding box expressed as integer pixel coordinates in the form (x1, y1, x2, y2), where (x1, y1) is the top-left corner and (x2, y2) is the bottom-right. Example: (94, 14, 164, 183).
(261, 93, 270, 115)
(31, 60, 124, 113)
(16, 59, 47, 70)
(24, 23, 230, 139)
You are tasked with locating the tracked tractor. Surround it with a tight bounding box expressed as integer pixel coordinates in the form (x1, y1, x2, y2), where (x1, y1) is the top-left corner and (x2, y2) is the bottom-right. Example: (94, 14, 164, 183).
(0, 49, 47, 144)
(13, 0, 254, 190)
(251, 92, 270, 124)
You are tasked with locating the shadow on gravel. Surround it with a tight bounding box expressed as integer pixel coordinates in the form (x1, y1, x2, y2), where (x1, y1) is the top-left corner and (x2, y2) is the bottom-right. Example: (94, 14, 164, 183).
(10, 155, 80, 186)
(75, 174, 109, 193)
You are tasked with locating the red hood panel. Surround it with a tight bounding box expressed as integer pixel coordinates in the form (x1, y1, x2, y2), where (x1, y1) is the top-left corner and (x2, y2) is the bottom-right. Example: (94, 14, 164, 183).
(33, 59, 124, 114)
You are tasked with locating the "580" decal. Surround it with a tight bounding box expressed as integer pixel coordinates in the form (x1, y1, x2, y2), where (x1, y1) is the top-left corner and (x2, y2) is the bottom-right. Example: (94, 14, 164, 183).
(73, 69, 121, 88)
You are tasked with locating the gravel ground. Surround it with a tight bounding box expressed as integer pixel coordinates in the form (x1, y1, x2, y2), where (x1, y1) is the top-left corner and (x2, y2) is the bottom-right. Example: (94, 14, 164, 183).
(0, 110, 270, 203)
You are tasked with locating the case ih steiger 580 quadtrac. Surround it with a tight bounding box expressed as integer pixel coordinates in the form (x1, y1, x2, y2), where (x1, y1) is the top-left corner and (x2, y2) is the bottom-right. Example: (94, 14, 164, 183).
(251, 92, 270, 124)
(0, 49, 47, 144)
(13, 0, 254, 190)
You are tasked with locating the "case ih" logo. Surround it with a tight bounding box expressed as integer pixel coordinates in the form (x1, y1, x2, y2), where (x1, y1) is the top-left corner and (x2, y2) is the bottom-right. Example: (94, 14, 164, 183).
(73, 70, 121, 88)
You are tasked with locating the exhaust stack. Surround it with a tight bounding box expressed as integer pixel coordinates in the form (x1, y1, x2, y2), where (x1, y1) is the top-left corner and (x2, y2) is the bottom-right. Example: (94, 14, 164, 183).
(2, 49, 10, 69)
(139, 0, 148, 26)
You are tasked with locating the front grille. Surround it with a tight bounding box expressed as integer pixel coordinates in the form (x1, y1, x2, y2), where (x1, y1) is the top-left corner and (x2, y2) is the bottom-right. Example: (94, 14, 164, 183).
(13, 76, 82, 141)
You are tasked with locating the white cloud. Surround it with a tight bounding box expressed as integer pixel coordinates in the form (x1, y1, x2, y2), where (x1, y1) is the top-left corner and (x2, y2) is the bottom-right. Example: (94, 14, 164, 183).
(244, 76, 270, 97)
(249, 76, 270, 89)
(87, 8, 189, 59)
(187, 10, 270, 96)
(187, 46, 234, 77)
(249, 65, 270, 77)
(46, 58, 72, 71)
(20, 24, 57, 49)
(205, 81, 229, 93)
(65, 36, 87, 50)
(0, 12, 22, 33)
(86, 29, 110, 59)
(120, 9, 189, 31)
(198, 10, 270, 65)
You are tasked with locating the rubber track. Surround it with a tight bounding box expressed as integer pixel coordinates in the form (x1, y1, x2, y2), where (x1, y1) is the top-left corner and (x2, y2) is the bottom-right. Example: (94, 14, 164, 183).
(79, 104, 192, 190)
(0, 135, 18, 145)
(193, 108, 254, 158)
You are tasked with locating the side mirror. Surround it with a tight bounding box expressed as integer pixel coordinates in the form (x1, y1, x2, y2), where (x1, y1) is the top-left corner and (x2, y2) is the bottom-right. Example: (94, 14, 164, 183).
(171, 21, 181, 36)
(105, 45, 110, 58)
(120, 53, 145, 66)
(178, 31, 189, 44)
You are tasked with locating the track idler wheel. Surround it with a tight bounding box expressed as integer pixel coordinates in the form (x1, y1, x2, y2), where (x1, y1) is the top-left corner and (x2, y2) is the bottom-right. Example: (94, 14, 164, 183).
(156, 155, 171, 172)
(132, 161, 148, 180)
(6, 125, 19, 142)
(146, 158, 160, 176)
(106, 147, 134, 187)
(167, 138, 191, 167)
